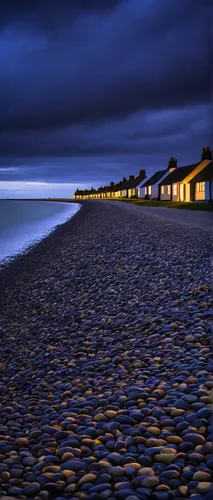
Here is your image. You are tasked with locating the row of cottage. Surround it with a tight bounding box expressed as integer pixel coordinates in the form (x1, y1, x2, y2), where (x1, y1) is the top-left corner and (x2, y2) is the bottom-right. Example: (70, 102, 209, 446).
(74, 147, 213, 202)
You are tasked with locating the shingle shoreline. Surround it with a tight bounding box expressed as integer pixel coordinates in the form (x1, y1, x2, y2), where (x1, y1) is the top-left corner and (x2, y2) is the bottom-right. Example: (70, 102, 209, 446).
(0, 201, 213, 499)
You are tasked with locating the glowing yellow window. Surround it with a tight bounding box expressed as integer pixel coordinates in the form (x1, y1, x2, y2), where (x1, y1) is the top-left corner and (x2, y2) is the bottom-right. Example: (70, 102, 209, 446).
(168, 185, 171, 195)
(161, 186, 164, 194)
(196, 182, 205, 192)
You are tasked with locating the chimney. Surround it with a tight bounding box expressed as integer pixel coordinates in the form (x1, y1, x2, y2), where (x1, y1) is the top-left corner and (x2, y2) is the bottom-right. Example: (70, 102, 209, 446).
(110, 181, 115, 187)
(202, 147, 212, 161)
(168, 157, 177, 170)
(123, 177, 127, 182)
(139, 169, 145, 177)
(129, 175, 134, 181)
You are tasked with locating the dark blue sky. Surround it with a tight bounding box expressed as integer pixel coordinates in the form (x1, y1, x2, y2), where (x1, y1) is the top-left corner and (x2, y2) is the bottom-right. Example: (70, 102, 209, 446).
(0, 0, 212, 197)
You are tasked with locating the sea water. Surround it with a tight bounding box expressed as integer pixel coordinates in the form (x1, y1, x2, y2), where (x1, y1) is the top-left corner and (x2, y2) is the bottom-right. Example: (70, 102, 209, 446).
(0, 200, 80, 263)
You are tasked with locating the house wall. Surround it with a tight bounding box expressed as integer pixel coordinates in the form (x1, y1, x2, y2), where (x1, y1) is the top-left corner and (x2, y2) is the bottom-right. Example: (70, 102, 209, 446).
(171, 183, 179, 201)
(141, 167, 176, 199)
(206, 182, 211, 201)
(150, 185, 158, 199)
(195, 182, 206, 201)
(128, 188, 136, 198)
(210, 181, 213, 201)
(128, 184, 141, 198)
(179, 183, 184, 202)
(139, 187, 145, 198)
(185, 183, 190, 202)
(160, 185, 171, 201)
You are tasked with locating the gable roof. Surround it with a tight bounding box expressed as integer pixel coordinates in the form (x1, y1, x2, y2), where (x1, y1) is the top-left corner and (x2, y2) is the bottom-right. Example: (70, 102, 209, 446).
(159, 163, 199, 186)
(141, 169, 167, 187)
(112, 171, 146, 192)
(113, 181, 125, 192)
(128, 171, 146, 189)
(190, 161, 213, 183)
(183, 159, 212, 183)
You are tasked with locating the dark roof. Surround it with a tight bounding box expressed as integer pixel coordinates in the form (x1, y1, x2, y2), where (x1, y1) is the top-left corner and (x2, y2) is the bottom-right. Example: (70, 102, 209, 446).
(128, 171, 146, 189)
(191, 162, 213, 183)
(159, 163, 199, 185)
(141, 169, 167, 187)
(113, 178, 132, 191)
(74, 188, 98, 196)
(112, 182, 123, 192)
(111, 171, 146, 192)
(74, 170, 146, 196)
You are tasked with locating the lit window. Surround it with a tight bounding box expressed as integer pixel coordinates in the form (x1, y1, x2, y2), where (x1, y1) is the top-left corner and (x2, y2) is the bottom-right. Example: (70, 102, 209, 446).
(173, 184, 177, 195)
(196, 182, 205, 192)
(161, 186, 164, 194)
(145, 187, 147, 195)
(148, 186, 151, 195)
(168, 185, 171, 195)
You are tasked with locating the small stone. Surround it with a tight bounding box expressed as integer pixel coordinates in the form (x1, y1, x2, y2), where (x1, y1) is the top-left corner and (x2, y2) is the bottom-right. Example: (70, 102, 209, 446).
(8, 487, 23, 497)
(23, 483, 41, 496)
(138, 468, 155, 476)
(147, 427, 161, 436)
(193, 472, 211, 481)
(78, 473, 97, 486)
(142, 476, 160, 488)
(154, 454, 176, 464)
(123, 463, 141, 471)
(160, 448, 177, 455)
(108, 466, 124, 477)
(184, 433, 206, 445)
(94, 414, 107, 422)
(15, 438, 29, 447)
(166, 436, 182, 445)
(29, 351, 37, 358)
(104, 410, 117, 419)
(196, 482, 213, 494)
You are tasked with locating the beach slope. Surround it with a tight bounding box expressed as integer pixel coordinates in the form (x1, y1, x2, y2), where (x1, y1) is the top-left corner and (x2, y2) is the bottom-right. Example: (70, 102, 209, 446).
(0, 201, 213, 499)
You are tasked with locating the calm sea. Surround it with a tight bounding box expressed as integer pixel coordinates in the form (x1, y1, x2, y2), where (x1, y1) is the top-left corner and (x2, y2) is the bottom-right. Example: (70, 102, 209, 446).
(0, 200, 80, 263)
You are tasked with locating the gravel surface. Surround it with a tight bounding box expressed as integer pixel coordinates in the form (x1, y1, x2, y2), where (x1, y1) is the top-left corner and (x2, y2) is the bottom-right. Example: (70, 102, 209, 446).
(0, 201, 213, 500)
(105, 202, 213, 232)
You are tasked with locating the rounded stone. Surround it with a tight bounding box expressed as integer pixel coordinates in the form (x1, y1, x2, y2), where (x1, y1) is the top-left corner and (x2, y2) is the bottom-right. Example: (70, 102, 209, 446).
(78, 474, 97, 486)
(154, 454, 176, 464)
(23, 483, 41, 496)
(108, 466, 124, 477)
(104, 410, 117, 419)
(196, 482, 213, 494)
(138, 468, 155, 476)
(142, 476, 160, 488)
(184, 433, 206, 446)
(15, 438, 30, 447)
(193, 472, 211, 481)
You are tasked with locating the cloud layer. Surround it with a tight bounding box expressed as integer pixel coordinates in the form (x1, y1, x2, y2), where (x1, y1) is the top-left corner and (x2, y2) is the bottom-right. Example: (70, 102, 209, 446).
(0, 0, 212, 192)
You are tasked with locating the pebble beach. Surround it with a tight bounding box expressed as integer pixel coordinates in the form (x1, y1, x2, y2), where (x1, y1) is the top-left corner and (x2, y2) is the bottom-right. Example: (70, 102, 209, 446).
(0, 200, 213, 500)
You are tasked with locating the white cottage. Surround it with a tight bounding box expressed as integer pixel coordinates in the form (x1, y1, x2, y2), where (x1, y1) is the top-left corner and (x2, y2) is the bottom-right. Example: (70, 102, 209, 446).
(140, 158, 177, 199)
(189, 160, 213, 202)
(127, 170, 146, 198)
(159, 147, 212, 202)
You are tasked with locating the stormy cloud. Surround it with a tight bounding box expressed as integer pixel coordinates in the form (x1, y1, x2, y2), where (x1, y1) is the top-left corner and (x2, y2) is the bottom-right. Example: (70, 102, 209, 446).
(0, 0, 212, 196)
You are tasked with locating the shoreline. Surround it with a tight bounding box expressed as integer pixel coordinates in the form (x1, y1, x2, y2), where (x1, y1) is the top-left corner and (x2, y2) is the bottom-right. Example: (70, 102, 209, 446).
(0, 201, 84, 292)
(0, 201, 213, 499)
